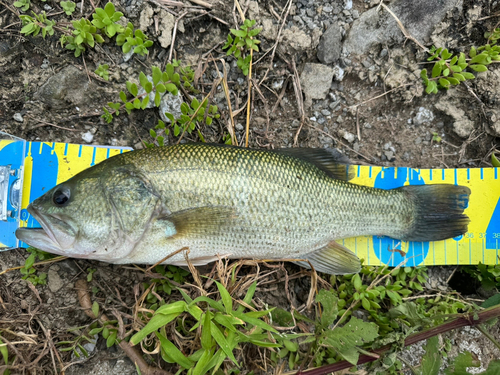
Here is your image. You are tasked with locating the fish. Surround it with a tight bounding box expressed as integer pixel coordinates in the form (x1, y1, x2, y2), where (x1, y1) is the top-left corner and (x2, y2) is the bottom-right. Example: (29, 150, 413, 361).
(15, 143, 471, 275)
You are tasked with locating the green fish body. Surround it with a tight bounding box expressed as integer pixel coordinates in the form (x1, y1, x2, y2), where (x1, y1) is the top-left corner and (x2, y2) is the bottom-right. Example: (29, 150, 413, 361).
(16, 144, 470, 274)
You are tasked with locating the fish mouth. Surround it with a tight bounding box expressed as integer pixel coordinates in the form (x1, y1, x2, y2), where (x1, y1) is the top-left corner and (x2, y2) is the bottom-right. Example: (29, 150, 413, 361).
(15, 205, 77, 255)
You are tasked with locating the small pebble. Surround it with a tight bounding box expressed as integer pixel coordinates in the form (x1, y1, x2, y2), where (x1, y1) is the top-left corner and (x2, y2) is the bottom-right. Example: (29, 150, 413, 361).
(82, 131, 94, 143)
(13, 113, 23, 123)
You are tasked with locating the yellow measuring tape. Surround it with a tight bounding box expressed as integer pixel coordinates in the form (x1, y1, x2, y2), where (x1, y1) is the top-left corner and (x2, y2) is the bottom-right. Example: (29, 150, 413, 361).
(348, 165, 499, 267)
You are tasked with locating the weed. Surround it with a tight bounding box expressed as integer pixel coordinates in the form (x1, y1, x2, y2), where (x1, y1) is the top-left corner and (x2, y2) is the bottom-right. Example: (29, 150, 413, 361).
(462, 263, 500, 291)
(492, 153, 500, 167)
(14, 0, 30, 12)
(60, 1, 76, 16)
(20, 247, 54, 286)
(20, 12, 56, 38)
(115, 22, 153, 56)
(422, 29, 500, 93)
(223, 19, 261, 76)
(91, 2, 124, 38)
(94, 64, 110, 80)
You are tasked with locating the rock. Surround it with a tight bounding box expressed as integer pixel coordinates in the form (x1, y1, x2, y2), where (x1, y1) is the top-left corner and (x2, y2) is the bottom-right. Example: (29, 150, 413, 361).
(342, 130, 356, 143)
(344, 0, 461, 55)
(260, 18, 278, 41)
(332, 65, 345, 81)
(82, 131, 94, 143)
(345, 0, 353, 10)
(281, 26, 312, 51)
(435, 95, 475, 138)
(13, 113, 23, 123)
(159, 92, 184, 123)
(317, 25, 342, 64)
(413, 107, 435, 125)
(35, 65, 101, 108)
(158, 10, 175, 48)
(300, 63, 335, 108)
(139, 4, 154, 30)
(48, 267, 64, 293)
(384, 150, 395, 161)
(247, 1, 259, 19)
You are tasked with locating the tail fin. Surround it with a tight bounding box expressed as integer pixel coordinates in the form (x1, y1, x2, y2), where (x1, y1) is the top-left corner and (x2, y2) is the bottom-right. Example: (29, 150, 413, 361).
(400, 184, 471, 242)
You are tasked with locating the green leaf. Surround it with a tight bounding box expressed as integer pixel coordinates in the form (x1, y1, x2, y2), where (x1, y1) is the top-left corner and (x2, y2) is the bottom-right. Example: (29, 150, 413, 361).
(130, 313, 180, 345)
(439, 78, 450, 87)
(470, 46, 477, 58)
(432, 62, 442, 78)
(119, 91, 127, 103)
(139, 72, 149, 88)
(232, 310, 278, 333)
(231, 29, 247, 38)
(192, 349, 212, 375)
(462, 72, 475, 79)
(448, 77, 460, 85)
(482, 360, 500, 374)
(133, 98, 141, 109)
(445, 351, 479, 375)
(91, 301, 99, 317)
(321, 317, 379, 365)
(420, 336, 441, 375)
(316, 289, 339, 327)
(491, 154, 500, 168)
(156, 332, 193, 369)
(191, 97, 199, 110)
(469, 64, 488, 72)
(450, 55, 458, 65)
(210, 321, 238, 365)
(201, 313, 212, 350)
(144, 82, 153, 93)
(155, 92, 161, 107)
(152, 66, 162, 86)
(165, 83, 177, 95)
(215, 281, 233, 314)
(106, 330, 117, 347)
(166, 64, 175, 80)
(0, 337, 9, 366)
(453, 73, 465, 81)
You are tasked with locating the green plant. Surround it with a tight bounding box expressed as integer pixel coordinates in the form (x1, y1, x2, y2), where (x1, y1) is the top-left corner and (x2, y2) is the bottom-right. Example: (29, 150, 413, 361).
(421, 31, 500, 93)
(91, 2, 124, 37)
(94, 64, 110, 80)
(14, 0, 30, 12)
(223, 19, 261, 76)
(20, 12, 56, 38)
(0, 336, 11, 375)
(86, 268, 97, 282)
(115, 22, 153, 56)
(102, 65, 180, 123)
(60, 18, 105, 57)
(431, 132, 442, 143)
(60, 1, 76, 16)
(130, 281, 298, 374)
(462, 263, 500, 291)
(492, 153, 500, 167)
(19, 247, 53, 286)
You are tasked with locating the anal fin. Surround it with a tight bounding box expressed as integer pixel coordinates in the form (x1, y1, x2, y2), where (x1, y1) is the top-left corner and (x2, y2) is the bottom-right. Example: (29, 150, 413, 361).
(293, 241, 361, 275)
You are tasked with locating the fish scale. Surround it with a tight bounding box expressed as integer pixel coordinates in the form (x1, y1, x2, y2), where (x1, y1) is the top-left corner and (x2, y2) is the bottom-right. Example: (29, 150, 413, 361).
(16, 143, 471, 274)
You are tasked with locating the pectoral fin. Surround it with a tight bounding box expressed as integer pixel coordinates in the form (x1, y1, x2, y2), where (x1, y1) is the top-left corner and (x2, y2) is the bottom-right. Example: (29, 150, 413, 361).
(293, 241, 361, 275)
(159, 206, 237, 239)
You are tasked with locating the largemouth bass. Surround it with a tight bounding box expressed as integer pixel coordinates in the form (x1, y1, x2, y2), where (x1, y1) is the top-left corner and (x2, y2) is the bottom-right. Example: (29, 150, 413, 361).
(16, 144, 470, 274)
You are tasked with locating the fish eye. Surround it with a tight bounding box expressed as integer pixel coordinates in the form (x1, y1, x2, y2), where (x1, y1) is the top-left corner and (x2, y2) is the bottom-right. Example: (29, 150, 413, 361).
(52, 186, 71, 207)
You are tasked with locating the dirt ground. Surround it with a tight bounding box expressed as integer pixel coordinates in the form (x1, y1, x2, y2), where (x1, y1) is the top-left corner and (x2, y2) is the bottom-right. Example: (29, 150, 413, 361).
(1, 0, 500, 374)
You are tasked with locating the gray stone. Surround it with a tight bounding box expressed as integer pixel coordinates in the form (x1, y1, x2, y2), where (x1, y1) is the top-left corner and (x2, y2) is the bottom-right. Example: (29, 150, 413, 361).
(137, 75, 156, 109)
(342, 130, 356, 143)
(13, 113, 23, 123)
(317, 25, 342, 64)
(81, 131, 94, 143)
(332, 65, 345, 81)
(384, 150, 395, 161)
(159, 92, 184, 123)
(413, 107, 435, 125)
(48, 267, 64, 293)
(158, 10, 175, 48)
(435, 96, 475, 138)
(35, 65, 101, 108)
(300, 63, 335, 108)
(344, 0, 462, 55)
(281, 26, 312, 51)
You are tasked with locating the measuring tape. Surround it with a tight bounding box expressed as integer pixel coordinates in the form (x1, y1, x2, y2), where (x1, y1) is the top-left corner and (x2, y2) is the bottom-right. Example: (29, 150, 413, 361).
(1, 132, 498, 267)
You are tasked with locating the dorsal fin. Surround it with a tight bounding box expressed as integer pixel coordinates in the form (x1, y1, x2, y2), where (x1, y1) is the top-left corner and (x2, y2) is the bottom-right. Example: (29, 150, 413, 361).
(273, 148, 354, 181)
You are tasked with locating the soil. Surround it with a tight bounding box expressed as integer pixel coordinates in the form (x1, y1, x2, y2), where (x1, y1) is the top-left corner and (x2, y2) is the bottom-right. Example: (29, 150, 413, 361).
(1, 0, 500, 374)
